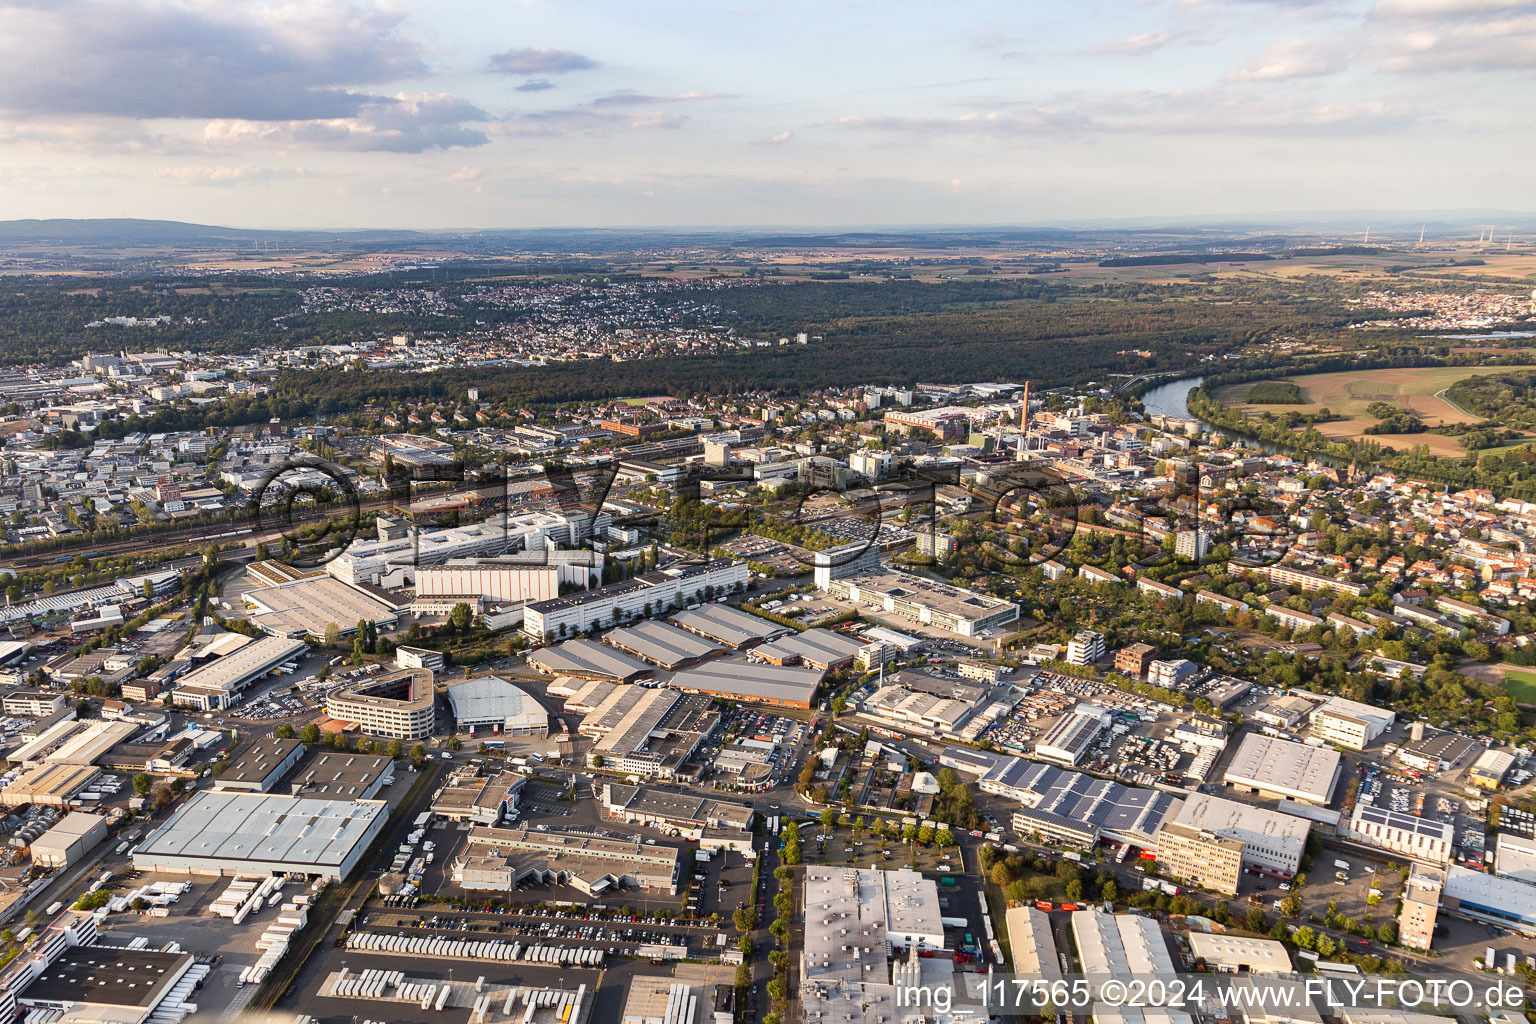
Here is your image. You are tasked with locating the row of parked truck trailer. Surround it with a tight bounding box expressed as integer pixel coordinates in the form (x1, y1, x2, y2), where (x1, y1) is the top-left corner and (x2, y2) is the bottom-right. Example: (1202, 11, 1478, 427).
(344, 931, 603, 967)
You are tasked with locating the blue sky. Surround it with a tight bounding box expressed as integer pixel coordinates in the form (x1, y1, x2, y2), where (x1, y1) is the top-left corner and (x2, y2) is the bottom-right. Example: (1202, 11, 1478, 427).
(0, 0, 1530, 228)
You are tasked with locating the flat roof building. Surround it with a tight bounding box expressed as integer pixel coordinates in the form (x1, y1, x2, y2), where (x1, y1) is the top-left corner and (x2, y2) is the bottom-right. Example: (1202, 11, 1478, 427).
(432, 769, 527, 824)
(19, 946, 196, 1024)
(290, 750, 394, 800)
(600, 783, 755, 838)
(1222, 733, 1341, 806)
(2, 762, 101, 806)
(455, 825, 684, 895)
(819, 568, 1020, 637)
(30, 811, 109, 869)
(750, 628, 864, 670)
(975, 752, 1181, 848)
(1156, 793, 1311, 894)
(244, 575, 399, 640)
(213, 736, 306, 792)
(133, 790, 388, 880)
(1187, 932, 1292, 974)
(1343, 804, 1454, 865)
(171, 635, 307, 698)
(1035, 704, 1111, 765)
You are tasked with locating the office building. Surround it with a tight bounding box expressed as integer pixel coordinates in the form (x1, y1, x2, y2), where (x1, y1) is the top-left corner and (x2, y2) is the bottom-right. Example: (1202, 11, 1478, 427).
(817, 567, 1020, 637)
(1115, 643, 1156, 677)
(1398, 865, 1443, 951)
(324, 668, 436, 739)
(1066, 630, 1105, 666)
(522, 560, 748, 641)
(1156, 794, 1311, 895)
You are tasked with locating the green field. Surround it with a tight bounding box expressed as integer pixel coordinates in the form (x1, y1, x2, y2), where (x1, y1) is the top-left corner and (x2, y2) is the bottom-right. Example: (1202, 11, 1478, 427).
(1501, 669, 1536, 705)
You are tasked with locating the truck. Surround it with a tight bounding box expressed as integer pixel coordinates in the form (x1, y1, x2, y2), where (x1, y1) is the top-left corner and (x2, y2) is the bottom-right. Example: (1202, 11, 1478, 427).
(1141, 877, 1160, 892)
(1159, 882, 1180, 896)
(1334, 859, 1350, 870)
(1062, 851, 1082, 863)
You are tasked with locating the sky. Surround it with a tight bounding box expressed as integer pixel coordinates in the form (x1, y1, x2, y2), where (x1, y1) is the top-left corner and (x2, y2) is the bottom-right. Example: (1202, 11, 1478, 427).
(0, 0, 1531, 229)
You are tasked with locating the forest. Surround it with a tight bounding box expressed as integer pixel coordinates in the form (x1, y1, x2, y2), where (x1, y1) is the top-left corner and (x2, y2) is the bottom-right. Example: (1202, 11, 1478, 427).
(1445, 370, 1536, 430)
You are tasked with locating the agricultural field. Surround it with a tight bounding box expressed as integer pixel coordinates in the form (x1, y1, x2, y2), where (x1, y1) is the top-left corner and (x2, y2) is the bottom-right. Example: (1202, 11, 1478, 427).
(1216, 365, 1536, 454)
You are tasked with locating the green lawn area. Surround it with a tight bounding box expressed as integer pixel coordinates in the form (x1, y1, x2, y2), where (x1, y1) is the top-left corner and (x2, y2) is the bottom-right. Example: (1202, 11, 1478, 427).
(1501, 669, 1536, 705)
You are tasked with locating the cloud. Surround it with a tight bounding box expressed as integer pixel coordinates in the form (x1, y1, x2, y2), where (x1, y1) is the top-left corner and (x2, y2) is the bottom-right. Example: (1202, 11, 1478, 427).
(754, 130, 795, 145)
(493, 106, 691, 137)
(487, 47, 598, 75)
(204, 94, 491, 153)
(1375, 13, 1536, 70)
(1095, 31, 1177, 54)
(1231, 37, 1349, 78)
(157, 165, 308, 187)
(0, 0, 424, 120)
(1372, 0, 1535, 16)
(515, 79, 557, 92)
(589, 90, 733, 107)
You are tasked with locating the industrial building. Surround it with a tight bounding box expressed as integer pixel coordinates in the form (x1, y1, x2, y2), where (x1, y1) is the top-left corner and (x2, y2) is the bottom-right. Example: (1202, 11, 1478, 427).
(213, 737, 307, 792)
(132, 790, 388, 880)
(521, 560, 748, 641)
(800, 867, 946, 1024)
(431, 769, 527, 824)
(817, 568, 1020, 637)
(1072, 910, 1188, 1023)
(971, 751, 1180, 848)
(415, 560, 593, 604)
(445, 675, 550, 736)
(1155, 793, 1311, 894)
(1342, 805, 1454, 865)
(528, 639, 652, 682)
(12, 941, 199, 1024)
(602, 620, 722, 670)
(1005, 905, 1060, 979)
(750, 628, 864, 671)
(1439, 863, 1536, 934)
(1, 763, 102, 807)
(584, 689, 719, 778)
(1221, 733, 1341, 806)
(600, 784, 755, 838)
(1186, 933, 1292, 974)
(669, 603, 790, 648)
(1034, 704, 1111, 765)
(666, 658, 822, 709)
(324, 668, 436, 739)
(1300, 693, 1396, 751)
(325, 510, 600, 587)
(289, 750, 394, 800)
(1470, 748, 1517, 790)
(243, 575, 400, 641)
(169, 635, 308, 706)
(29, 811, 109, 868)
(453, 825, 684, 895)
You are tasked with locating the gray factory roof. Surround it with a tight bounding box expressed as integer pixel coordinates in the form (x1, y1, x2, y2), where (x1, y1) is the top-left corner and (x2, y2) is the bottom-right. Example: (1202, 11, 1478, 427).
(1222, 733, 1341, 804)
(602, 620, 721, 668)
(667, 658, 822, 705)
(1353, 803, 1456, 840)
(528, 638, 651, 681)
(445, 675, 549, 732)
(24, 947, 194, 1009)
(669, 604, 789, 647)
(752, 627, 864, 667)
(172, 635, 308, 694)
(135, 790, 386, 868)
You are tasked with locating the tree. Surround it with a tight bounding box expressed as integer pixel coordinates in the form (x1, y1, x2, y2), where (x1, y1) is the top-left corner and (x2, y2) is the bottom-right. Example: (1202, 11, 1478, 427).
(733, 906, 756, 932)
(447, 735, 462, 751)
(1065, 879, 1084, 901)
(132, 772, 153, 796)
(820, 807, 836, 828)
(274, 724, 295, 739)
(449, 602, 474, 632)
(323, 621, 341, 645)
(300, 723, 321, 744)
(142, 578, 155, 600)
(387, 738, 403, 758)
(1101, 880, 1117, 904)
(409, 743, 427, 766)
(934, 826, 954, 847)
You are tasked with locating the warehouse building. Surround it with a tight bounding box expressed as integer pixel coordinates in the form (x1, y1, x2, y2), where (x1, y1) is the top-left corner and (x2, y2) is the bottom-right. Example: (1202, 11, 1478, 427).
(1342, 805, 1454, 866)
(1005, 905, 1060, 979)
(445, 675, 550, 736)
(415, 560, 591, 604)
(1470, 748, 1517, 790)
(169, 635, 308, 705)
(244, 575, 400, 641)
(667, 658, 822, 709)
(30, 811, 109, 868)
(750, 628, 864, 671)
(817, 568, 1020, 637)
(800, 867, 946, 1024)
(1034, 704, 1111, 766)
(213, 737, 307, 792)
(324, 668, 436, 739)
(1155, 793, 1311, 895)
(290, 750, 394, 800)
(1221, 733, 1341, 806)
(521, 559, 748, 641)
(528, 638, 652, 682)
(600, 784, 755, 838)
(132, 790, 388, 880)
(14, 944, 197, 1024)
(1186, 933, 1292, 974)
(45, 720, 140, 766)
(1300, 693, 1396, 751)
(669, 603, 791, 649)
(1, 763, 101, 807)
(586, 690, 719, 778)
(1439, 863, 1536, 934)
(859, 684, 979, 739)
(602, 620, 722, 670)
(975, 753, 1180, 848)
(454, 825, 684, 894)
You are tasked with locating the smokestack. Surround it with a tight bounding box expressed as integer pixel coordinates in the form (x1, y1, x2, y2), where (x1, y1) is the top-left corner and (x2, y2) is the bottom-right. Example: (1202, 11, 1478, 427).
(1020, 381, 1030, 432)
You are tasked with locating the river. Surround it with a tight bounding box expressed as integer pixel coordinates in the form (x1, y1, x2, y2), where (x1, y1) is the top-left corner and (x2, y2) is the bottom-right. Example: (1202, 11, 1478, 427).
(1139, 376, 1204, 423)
